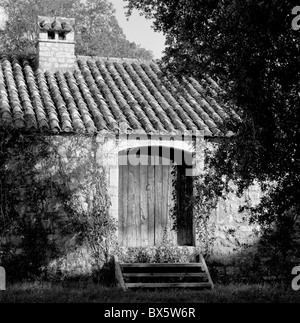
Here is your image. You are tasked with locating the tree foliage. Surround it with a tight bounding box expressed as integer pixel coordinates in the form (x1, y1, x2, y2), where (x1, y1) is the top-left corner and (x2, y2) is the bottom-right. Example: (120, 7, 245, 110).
(0, 133, 115, 280)
(0, 0, 153, 59)
(126, 0, 300, 227)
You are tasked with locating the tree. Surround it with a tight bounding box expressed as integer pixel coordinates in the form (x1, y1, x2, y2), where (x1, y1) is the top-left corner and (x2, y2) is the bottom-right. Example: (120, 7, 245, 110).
(126, 1, 300, 229)
(0, 0, 153, 59)
(75, 0, 153, 58)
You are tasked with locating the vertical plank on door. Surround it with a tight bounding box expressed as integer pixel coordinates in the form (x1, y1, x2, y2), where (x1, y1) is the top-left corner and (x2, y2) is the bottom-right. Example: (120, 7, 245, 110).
(122, 163, 129, 246)
(184, 168, 190, 245)
(147, 163, 155, 245)
(180, 166, 186, 245)
(128, 163, 136, 247)
(155, 162, 163, 244)
(118, 163, 123, 245)
(186, 173, 194, 245)
(140, 164, 148, 246)
(168, 164, 176, 245)
(176, 166, 183, 245)
(162, 164, 170, 241)
(134, 163, 141, 246)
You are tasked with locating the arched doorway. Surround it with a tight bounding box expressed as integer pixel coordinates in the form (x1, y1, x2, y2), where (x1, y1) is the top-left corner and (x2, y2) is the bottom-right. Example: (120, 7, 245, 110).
(118, 146, 194, 247)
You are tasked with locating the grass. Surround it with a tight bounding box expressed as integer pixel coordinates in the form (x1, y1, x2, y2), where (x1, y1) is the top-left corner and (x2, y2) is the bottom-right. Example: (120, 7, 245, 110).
(0, 281, 299, 303)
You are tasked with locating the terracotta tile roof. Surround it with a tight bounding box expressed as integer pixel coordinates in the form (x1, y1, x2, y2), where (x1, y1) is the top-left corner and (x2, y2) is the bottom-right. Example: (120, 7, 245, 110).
(0, 55, 240, 136)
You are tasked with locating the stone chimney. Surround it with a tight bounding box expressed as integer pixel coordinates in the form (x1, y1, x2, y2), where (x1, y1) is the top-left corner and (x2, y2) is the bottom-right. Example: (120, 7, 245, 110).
(36, 16, 76, 73)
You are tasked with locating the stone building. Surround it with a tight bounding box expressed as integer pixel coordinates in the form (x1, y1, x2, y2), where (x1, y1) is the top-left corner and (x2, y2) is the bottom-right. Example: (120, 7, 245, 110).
(0, 16, 261, 276)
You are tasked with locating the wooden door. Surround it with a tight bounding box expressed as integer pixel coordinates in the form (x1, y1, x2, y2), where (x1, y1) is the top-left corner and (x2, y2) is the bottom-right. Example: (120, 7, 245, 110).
(119, 152, 176, 247)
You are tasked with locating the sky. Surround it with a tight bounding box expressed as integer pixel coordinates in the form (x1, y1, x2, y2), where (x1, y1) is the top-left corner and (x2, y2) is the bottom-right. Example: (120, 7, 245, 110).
(110, 0, 166, 59)
(0, 7, 7, 30)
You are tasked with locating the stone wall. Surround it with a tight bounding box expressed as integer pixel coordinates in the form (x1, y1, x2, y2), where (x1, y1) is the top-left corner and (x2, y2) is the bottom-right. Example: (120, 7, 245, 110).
(0, 133, 264, 279)
(209, 184, 261, 260)
(203, 140, 262, 261)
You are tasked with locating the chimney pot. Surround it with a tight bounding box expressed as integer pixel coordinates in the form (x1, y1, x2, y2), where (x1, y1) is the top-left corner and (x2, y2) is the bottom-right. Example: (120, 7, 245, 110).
(51, 18, 61, 31)
(61, 21, 72, 32)
(39, 19, 51, 30)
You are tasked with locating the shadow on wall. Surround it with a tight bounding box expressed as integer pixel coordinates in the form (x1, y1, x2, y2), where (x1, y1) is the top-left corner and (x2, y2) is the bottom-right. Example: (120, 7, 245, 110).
(192, 172, 300, 284)
(206, 212, 300, 284)
(0, 132, 114, 283)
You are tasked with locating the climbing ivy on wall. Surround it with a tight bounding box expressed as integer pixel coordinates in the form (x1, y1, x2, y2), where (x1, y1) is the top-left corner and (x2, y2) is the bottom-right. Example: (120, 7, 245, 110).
(0, 131, 114, 280)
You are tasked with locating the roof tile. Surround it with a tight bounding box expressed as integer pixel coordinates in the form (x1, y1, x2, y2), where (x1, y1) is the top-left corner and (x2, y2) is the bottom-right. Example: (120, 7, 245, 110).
(0, 55, 238, 136)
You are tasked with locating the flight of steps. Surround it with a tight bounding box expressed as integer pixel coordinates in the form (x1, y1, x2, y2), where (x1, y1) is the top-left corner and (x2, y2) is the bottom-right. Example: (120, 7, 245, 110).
(114, 254, 214, 291)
